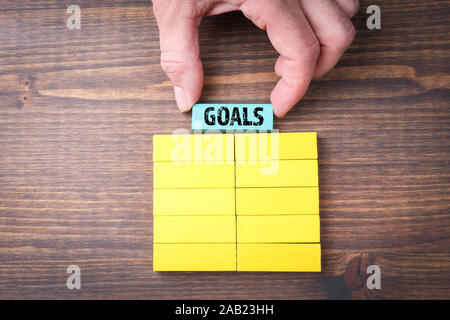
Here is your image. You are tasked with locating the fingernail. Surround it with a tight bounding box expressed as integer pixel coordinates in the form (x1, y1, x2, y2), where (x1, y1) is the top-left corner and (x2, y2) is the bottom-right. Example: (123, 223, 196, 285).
(174, 86, 191, 112)
(274, 108, 287, 118)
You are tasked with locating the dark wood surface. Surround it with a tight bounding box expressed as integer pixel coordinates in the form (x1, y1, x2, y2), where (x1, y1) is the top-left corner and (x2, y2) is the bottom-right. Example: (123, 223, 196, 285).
(0, 0, 449, 299)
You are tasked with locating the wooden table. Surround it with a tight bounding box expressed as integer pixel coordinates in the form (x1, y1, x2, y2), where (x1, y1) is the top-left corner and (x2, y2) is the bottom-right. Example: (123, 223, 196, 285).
(0, 0, 448, 299)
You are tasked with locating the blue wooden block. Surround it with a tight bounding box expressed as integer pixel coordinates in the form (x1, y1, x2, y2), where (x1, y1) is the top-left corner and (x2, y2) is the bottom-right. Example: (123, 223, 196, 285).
(192, 104, 273, 131)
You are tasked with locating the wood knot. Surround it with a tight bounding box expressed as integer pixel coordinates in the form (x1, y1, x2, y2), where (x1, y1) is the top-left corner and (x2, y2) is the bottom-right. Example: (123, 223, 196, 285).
(21, 76, 33, 90)
(343, 253, 375, 291)
(20, 92, 31, 107)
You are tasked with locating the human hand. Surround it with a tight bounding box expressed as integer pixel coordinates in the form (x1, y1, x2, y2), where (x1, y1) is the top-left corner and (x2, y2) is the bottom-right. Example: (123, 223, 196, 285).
(152, 0, 359, 117)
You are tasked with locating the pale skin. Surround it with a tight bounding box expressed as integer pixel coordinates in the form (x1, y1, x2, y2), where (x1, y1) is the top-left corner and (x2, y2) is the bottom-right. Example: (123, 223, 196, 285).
(153, 0, 359, 117)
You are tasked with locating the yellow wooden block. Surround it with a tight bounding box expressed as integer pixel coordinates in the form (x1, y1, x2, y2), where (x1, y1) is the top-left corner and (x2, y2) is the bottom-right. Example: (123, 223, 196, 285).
(154, 243, 236, 271)
(236, 160, 318, 187)
(236, 187, 319, 215)
(235, 132, 317, 161)
(153, 134, 234, 162)
(237, 244, 321, 272)
(154, 216, 236, 243)
(237, 215, 320, 243)
(153, 161, 235, 188)
(154, 188, 235, 215)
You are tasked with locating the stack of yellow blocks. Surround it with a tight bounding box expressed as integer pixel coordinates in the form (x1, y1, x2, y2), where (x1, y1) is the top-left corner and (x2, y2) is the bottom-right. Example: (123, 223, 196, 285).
(153, 132, 320, 272)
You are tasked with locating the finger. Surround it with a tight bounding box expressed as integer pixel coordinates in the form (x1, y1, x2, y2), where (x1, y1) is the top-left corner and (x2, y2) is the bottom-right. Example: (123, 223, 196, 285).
(335, 0, 360, 18)
(153, 2, 203, 112)
(299, 0, 356, 78)
(241, 0, 320, 117)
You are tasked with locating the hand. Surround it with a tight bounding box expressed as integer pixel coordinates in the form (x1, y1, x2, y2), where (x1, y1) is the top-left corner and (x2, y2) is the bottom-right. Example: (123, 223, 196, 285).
(152, 0, 359, 117)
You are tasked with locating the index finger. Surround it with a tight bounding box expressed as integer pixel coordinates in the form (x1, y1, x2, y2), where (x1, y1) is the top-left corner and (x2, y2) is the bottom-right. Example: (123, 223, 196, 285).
(241, 0, 320, 117)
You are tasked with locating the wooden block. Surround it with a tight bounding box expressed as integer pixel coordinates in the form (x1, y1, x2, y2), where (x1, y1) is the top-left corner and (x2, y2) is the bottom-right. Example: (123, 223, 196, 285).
(154, 243, 236, 271)
(236, 187, 319, 215)
(153, 161, 235, 189)
(236, 160, 318, 187)
(154, 188, 235, 215)
(235, 132, 317, 161)
(154, 216, 236, 243)
(153, 134, 234, 162)
(237, 215, 320, 243)
(192, 104, 273, 131)
(237, 244, 321, 272)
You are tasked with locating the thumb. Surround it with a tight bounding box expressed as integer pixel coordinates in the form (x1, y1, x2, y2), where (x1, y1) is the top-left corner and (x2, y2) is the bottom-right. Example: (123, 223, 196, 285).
(153, 3, 204, 112)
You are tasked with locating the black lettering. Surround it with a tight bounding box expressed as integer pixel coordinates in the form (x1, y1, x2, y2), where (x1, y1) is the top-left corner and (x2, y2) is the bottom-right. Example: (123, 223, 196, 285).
(204, 107, 215, 125)
(242, 107, 252, 126)
(253, 107, 264, 126)
(230, 107, 242, 126)
(217, 106, 230, 126)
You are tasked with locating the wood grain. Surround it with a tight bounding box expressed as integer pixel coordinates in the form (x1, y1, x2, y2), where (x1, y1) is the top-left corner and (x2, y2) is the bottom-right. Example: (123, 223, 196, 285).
(0, 0, 449, 299)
